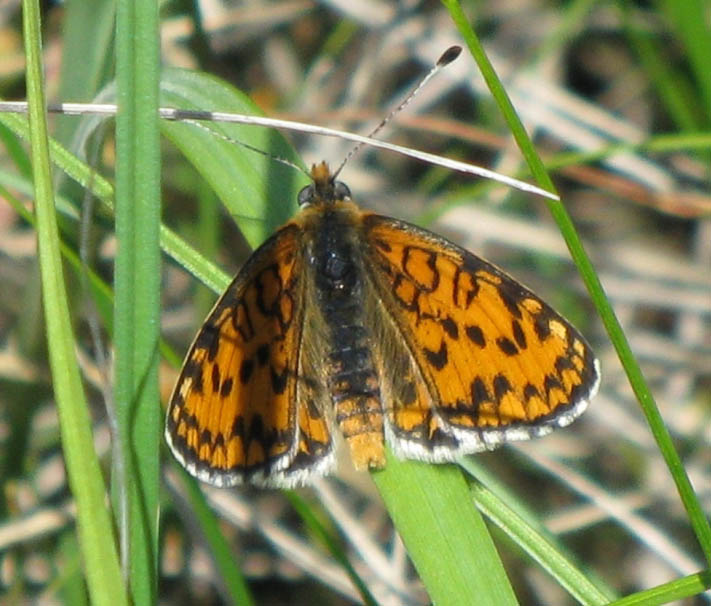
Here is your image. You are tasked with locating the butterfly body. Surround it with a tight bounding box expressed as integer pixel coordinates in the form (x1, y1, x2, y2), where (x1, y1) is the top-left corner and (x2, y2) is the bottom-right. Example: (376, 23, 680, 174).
(306, 200, 387, 471)
(165, 162, 600, 488)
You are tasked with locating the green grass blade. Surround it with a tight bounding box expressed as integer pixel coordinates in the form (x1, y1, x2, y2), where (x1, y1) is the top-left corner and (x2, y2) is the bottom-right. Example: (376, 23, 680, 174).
(21, 1, 127, 604)
(113, 0, 162, 600)
(659, 0, 711, 120)
(373, 451, 519, 606)
(606, 570, 711, 606)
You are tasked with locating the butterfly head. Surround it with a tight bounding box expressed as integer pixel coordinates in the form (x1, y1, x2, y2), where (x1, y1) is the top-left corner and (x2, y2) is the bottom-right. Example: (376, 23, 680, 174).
(297, 161, 352, 208)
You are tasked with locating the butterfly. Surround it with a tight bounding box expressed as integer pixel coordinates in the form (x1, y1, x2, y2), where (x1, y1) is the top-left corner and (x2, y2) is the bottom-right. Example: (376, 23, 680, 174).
(164, 161, 600, 488)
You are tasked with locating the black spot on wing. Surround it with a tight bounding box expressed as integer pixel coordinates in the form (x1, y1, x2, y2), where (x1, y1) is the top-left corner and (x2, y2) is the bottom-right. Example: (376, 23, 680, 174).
(471, 377, 490, 405)
(440, 316, 459, 339)
(496, 337, 519, 356)
(544, 374, 564, 398)
(256, 344, 270, 366)
(534, 316, 551, 341)
(270, 366, 288, 395)
(465, 324, 486, 348)
(220, 377, 234, 398)
(195, 323, 221, 361)
(498, 288, 522, 320)
(555, 355, 575, 374)
(424, 341, 448, 370)
(211, 364, 221, 394)
(493, 374, 512, 402)
(512, 319, 527, 349)
(239, 358, 254, 385)
(523, 383, 541, 402)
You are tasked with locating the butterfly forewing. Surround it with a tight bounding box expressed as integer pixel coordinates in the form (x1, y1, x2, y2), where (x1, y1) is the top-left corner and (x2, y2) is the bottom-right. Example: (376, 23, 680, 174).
(362, 214, 600, 454)
(165, 222, 334, 487)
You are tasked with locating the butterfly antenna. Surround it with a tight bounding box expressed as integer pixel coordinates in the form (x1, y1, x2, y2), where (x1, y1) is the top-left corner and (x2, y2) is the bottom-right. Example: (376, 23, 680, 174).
(183, 118, 310, 178)
(332, 45, 462, 179)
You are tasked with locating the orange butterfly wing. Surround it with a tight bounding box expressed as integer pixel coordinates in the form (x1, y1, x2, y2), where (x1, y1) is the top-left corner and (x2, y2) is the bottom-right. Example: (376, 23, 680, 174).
(361, 213, 600, 460)
(165, 223, 334, 487)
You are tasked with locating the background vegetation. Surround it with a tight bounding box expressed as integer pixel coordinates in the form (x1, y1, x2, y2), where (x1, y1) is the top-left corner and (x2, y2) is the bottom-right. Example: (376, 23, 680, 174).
(0, 0, 709, 604)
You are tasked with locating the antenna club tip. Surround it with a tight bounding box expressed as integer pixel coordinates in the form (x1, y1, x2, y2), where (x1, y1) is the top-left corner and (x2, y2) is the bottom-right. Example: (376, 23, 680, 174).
(438, 45, 462, 67)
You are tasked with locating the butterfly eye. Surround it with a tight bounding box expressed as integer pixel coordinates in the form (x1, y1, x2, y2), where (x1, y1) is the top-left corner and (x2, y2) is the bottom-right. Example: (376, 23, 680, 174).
(334, 181, 351, 200)
(298, 184, 315, 206)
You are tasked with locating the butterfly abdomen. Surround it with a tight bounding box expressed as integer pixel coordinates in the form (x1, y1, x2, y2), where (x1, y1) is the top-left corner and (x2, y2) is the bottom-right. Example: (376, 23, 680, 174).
(310, 208, 386, 470)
